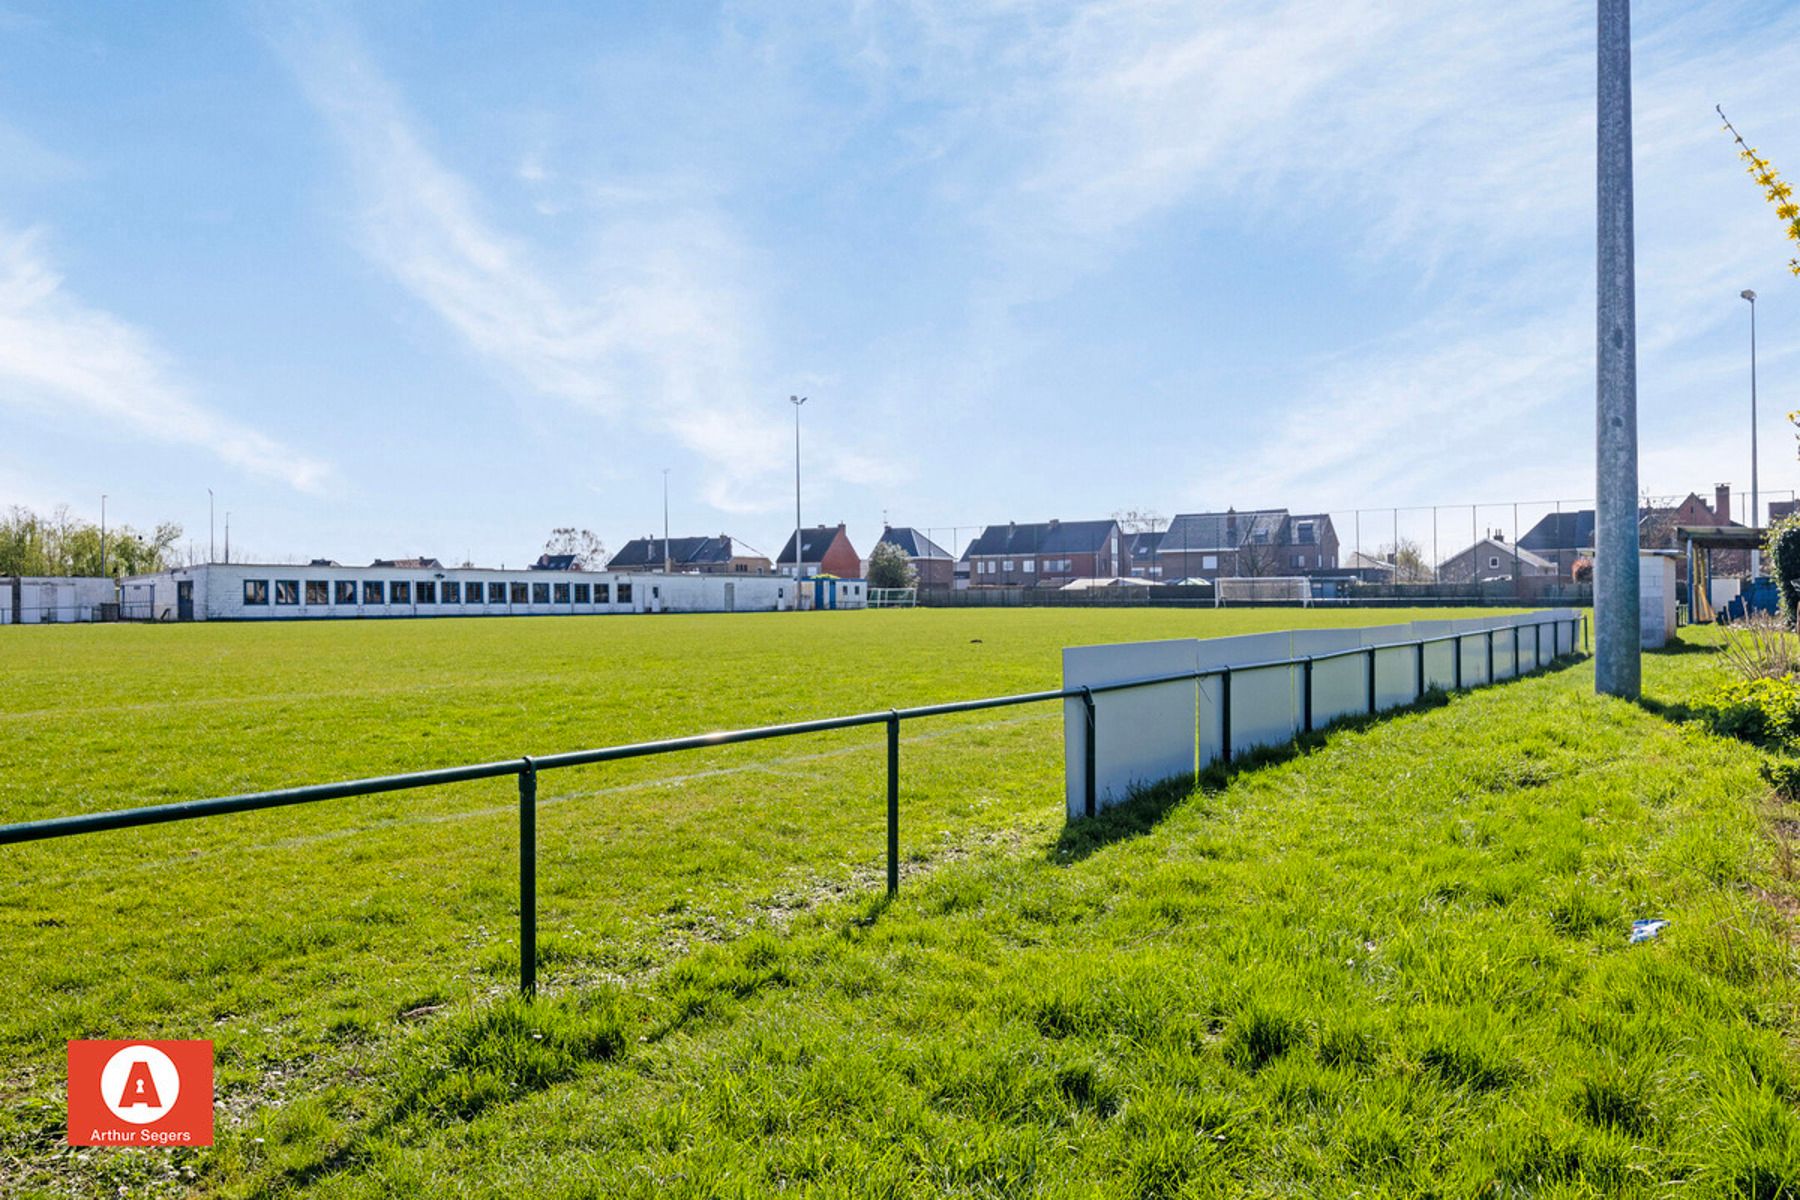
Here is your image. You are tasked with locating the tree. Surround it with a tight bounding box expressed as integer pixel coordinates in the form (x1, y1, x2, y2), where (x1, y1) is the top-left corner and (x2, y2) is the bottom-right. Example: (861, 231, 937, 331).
(867, 540, 917, 589)
(543, 528, 607, 569)
(1381, 538, 1432, 583)
(0, 505, 181, 577)
(1111, 508, 1166, 534)
(1235, 539, 1282, 578)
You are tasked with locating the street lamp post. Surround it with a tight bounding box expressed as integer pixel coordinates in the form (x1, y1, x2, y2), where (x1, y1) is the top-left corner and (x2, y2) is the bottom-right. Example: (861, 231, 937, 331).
(100, 494, 107, 581)
(207, 488, 215, 565)
(1743, 288, 1760, 575)
(790, 395, 807, 584)
(662, 468, 672, 574)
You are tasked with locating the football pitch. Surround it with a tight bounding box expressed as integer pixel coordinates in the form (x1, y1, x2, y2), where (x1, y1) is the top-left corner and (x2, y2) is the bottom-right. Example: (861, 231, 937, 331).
(4, 608, 1798, 1197)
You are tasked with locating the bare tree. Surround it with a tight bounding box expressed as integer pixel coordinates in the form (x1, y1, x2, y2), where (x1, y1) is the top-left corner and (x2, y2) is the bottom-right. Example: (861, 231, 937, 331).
(1111, 508, 1167, 534)
(1381, 538, 1432, 583)
(544, 528, 607, 569)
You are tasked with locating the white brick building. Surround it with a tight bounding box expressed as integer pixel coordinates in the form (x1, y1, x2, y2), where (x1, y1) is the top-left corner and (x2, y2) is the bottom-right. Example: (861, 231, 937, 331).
(122, 562, 801, 622)
(1, 576, 115, 624)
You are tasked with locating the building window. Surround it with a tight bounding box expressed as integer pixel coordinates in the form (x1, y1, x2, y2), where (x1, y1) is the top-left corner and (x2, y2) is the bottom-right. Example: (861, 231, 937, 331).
(1296, 521, 1315, 545)
(391, 581, 412, 604)
(305, 580, 328, 605)
(490, 582, 507, 604)
(275, 580, 299, 605)
(1002, 560, 1015, 571)
(1023, 560, 1036, 573)
(442, 581, 461, 604)
(617, 583, 633, 603)
(596, 583, 611, 603)
(531, 582, 550, 605)
(363, 580, 385, 605)
(510, 582, 528, 604)
(417, 581, 437, 604)
(553, 583, 571, 604)
(334, 581, 356, 605)
(1488, 555, 1501, 570)
(573, 583, 590, 603)
(1202, 555, 1218, 570)
(243, 579, 269, 606)
(735, 563, 747, 572)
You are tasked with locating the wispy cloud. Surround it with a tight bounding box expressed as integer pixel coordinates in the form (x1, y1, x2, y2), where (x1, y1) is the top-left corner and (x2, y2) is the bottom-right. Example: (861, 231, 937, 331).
(273, 11, 889, 513)
(0, 226, 331, 492)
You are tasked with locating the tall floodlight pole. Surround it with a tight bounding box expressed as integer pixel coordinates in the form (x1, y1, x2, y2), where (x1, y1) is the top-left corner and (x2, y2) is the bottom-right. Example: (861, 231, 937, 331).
(790, 395, 807, 582)
(100, 494, 107, 580)
(1596, 0, 1641, 698)
(207, 488, 215, 564)
(1743, 289, 1760, 575)
(662, 468, 672, 574)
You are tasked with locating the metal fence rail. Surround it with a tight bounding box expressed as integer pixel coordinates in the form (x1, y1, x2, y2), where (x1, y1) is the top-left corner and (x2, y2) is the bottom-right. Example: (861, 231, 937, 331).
(0, 614, 1586, 997)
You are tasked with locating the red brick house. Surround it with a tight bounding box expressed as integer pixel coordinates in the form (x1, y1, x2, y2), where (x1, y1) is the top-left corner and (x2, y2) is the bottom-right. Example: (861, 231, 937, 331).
(1157, 509, 1339, 580)
(875, 527, 954, 587)
(776, 524, 862, 578)
(964, 519, 1122, 587)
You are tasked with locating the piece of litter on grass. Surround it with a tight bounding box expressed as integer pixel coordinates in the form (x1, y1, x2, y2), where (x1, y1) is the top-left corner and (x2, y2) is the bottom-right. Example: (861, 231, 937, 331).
(1629, 918, 1669, 944)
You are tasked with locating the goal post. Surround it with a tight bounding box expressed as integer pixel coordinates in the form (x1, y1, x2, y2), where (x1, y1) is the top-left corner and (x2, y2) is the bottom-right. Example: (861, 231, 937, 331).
(868, 587, 918, 609)
(1213, 576, 1312, 607)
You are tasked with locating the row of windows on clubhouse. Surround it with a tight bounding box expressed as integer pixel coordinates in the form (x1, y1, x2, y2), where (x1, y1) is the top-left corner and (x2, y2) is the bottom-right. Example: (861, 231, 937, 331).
(242, 578, 634, 608)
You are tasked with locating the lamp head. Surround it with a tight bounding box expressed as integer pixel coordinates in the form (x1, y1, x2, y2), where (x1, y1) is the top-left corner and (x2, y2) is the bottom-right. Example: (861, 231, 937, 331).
(790, 394, 807, 406)
(1742, 289, 1757, 302)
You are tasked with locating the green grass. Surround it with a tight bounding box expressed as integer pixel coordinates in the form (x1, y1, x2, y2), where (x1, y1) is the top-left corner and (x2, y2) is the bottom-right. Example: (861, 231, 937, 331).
(2, 610, 1797, 1196)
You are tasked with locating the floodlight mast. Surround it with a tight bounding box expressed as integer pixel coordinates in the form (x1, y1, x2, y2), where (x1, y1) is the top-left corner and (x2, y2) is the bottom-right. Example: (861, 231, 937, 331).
(1595, 0, 1641, 699)
(790, 395, 807, 597)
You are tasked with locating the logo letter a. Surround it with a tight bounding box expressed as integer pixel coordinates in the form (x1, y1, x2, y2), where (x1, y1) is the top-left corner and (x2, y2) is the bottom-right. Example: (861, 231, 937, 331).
(117, 1060, 161, 1109)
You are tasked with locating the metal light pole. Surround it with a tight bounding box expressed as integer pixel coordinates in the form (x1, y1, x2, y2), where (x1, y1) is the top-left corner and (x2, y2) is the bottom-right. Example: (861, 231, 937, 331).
(207, 488, 215, 564)
(790, 395, 807, 581)
(100, 494, 107, 580)
(224, 512, 231, 565)
(662, 468, 672, 574)
(1596, 0, 1641, 698)
(1743, 288, 1761, 575)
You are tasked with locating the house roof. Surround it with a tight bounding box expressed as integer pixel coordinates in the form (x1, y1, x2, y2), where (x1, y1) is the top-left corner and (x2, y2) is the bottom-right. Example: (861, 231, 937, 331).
(1122, 530, 1165, 563)
(964, 519, 1119, 557)
(1452, 538, 1554, 571)
(531, 553, 580, 571)
(878, 527, 951, 560)
(606, 536, 735, 569)
(776, 525, 850, 564)
(1342, 550, 1395, 573)
(1519, 510, 1596, 553)
(370, 557, 443, 569)
(1160, 510, 1288, 552)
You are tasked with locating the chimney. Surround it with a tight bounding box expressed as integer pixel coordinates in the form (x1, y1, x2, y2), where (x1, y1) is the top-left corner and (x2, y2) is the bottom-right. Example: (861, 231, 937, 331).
(1715, 483, 1731, 523)
(1048, 518, 1060, 529)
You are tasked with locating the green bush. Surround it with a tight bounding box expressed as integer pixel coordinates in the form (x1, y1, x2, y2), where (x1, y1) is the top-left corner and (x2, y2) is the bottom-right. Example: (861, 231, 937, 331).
(1694, 676, 1800, 748)
(1767, 514, 1800, 623)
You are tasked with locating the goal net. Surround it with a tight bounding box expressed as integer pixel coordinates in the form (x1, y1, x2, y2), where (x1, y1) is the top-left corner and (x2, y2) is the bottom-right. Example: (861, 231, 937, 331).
(1214, 576, 1312, 607)
(868, 587, 918, 608)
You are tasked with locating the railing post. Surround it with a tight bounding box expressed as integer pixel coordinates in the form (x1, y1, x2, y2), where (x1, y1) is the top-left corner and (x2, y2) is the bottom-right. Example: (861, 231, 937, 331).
(519, 757, 537, 998)
(1415, 641, 1426, 700)
(1081, 686, 1097, 818)
(1301, 657, 1314, 733)
(1366, 647, 1377, 714)
(1535, 622, 1543, 668)
(886, 711, 900, 896)
(1219, 669, 1233, 763)
(1512, 625, 1521, 676)
(1486, 630, 1495, 684)
(1454, 635, 1464, 690)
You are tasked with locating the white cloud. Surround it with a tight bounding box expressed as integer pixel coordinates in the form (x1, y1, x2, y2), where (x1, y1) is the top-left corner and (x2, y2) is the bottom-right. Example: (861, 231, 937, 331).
(274, 12, 881, 515)
(0, 227, 331, 492)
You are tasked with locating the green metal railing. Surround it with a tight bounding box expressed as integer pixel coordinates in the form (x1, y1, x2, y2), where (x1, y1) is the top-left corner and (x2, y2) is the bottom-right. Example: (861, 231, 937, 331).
(0, 614, 1584, 996)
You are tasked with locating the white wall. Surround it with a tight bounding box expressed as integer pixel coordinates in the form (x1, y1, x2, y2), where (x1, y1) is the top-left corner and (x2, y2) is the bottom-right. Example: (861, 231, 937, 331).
(119, 564, 798, 621)
(0, 576, 114, 624)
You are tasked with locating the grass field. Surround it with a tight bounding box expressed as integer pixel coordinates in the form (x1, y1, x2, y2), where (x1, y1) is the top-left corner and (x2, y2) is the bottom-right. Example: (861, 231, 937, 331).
(2, 608, 1797, 1196)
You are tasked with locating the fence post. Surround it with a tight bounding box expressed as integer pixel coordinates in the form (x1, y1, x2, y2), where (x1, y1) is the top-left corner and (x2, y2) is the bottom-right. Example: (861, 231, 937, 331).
(1512, 625, 1521, 676)
(1366, 648, 1377, 714)
(519, 757, 537, 998)
(1486, 630, 1495, 684)
(1081, 687, 1097, 818)
(886, 711, 900, 896)
(1535, 622, 1543, 668)
(1415, 641, 1426, 700)
(1301, 658, 1314, 733)
(1454, 635, 1464, 690)
(1220, 669, 1233, 764)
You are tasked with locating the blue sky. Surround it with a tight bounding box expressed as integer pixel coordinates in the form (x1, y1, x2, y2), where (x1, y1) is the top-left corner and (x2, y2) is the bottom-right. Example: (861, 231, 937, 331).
(2, 0, 1798, 567)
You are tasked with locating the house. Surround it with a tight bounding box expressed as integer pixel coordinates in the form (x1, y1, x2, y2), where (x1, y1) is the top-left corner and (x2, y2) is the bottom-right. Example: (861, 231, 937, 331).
(1437, 535, 1557, 584)
(1122, 529, 1166, 579)
(606, 535, 772, 575)
(875, 527, 954, 587)
(531, 554, 580, 571)
(1518, 510, 1596, 578)
(1770, 498, 1799, 524)
(370, 557, 443, 570)
(1641, 485, 1747, 578)
(775, 524, 862, 578)
(963, 519, 1122, 587)
(1157, 509, 1339, 579)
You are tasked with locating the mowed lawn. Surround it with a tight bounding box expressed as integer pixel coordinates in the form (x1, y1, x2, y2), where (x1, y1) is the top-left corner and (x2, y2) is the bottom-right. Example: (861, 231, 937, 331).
(2, 609, 1797, 1196)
